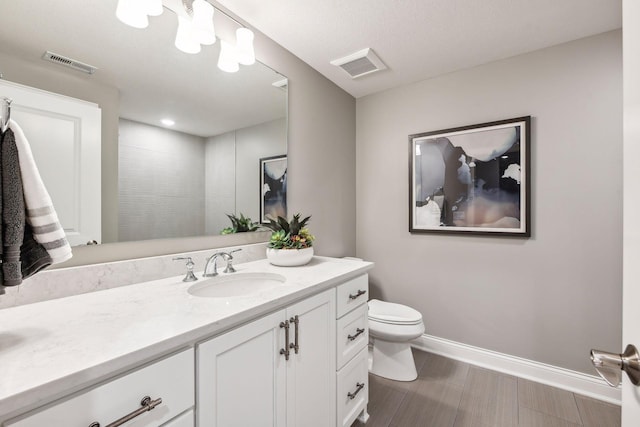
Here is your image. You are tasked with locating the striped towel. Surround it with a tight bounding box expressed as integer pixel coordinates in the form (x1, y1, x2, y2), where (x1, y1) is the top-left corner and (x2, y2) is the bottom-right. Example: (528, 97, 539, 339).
(9, 120, 72, 264)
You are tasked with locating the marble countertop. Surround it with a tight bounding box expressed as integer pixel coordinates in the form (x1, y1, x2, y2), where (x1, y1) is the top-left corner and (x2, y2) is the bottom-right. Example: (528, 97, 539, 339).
(0, 256, 373, 420)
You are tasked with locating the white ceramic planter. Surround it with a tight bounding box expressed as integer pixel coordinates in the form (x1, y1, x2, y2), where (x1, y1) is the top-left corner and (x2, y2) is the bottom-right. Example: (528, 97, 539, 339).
(266, 247, 314, 266)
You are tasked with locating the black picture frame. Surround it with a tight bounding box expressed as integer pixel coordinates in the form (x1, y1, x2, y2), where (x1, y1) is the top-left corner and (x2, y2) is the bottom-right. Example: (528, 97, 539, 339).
(260, 155, 287, 223)
(409, 116, 531, 237)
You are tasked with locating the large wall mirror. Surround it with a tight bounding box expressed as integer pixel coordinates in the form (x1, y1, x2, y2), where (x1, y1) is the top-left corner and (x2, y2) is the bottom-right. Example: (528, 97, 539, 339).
(0, 0, 287, 249)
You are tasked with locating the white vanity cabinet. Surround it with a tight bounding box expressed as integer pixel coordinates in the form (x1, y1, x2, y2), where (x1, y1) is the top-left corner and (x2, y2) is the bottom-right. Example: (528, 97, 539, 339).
(197, 289, 336, 427)
(335, 274, 370, 427)
(5, 349, 195, 427)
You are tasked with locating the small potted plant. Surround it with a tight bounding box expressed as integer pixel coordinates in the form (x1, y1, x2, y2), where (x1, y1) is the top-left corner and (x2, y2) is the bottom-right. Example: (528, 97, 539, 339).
(220, 213, 260, 235)
(264, 213, 315, 266)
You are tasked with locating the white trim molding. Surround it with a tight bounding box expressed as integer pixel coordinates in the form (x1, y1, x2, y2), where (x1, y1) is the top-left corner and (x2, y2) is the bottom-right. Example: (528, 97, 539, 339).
(412, 334, 621, 405)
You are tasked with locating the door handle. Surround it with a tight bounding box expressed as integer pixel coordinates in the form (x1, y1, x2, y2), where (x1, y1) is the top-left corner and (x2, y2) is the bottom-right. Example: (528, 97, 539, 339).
(590, 344, 640, 387)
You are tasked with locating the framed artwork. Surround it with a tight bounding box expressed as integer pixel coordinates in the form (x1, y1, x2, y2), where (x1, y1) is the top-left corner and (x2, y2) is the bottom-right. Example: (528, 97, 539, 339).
(409, 116, 531, 237)
(260, 155, 287, 223)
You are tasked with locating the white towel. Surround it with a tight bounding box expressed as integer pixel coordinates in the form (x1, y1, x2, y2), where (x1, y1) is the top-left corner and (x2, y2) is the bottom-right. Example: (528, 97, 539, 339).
(9, 119, 72, 264)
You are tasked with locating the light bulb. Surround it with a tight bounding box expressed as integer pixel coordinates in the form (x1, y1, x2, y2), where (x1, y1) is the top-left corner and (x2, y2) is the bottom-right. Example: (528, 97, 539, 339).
(146, 0, 163, 17)
(192, 0, 216, 45)
(218, 40, 239, 73)
(175, 16, 201, 54)
(236, 28, 255, 65)
(116, 0, 149, 29)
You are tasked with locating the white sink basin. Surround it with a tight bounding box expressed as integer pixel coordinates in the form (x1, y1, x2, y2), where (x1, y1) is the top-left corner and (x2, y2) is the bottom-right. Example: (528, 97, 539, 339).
(187, 272, 287, 298)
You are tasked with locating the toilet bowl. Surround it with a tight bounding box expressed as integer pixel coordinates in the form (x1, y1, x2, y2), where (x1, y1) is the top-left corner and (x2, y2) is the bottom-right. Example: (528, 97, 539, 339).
(368, 299, 425, 381)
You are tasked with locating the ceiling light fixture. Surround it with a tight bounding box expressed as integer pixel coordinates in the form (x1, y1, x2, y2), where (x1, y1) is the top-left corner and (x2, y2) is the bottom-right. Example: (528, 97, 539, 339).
(116, 0, 150, 29)
(175, 15, 201, 54)
(115, 0, 255, 73)
(218, 40, 239, 73)
(235, 28, 255, 65)
(161, 118, 175, 126)
(192, 0, 216, 45)
(147, 0, 164, 17)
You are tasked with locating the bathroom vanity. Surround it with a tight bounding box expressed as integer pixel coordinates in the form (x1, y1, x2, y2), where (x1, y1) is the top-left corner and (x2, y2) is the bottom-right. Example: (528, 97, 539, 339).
(0, 256, 372, 427)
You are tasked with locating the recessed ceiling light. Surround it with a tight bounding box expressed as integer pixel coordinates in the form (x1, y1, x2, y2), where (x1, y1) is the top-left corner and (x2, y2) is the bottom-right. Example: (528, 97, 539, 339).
(161, 118, 175, 126)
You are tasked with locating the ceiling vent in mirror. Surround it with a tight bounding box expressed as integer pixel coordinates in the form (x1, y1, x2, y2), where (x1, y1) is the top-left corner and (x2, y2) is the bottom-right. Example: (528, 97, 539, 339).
(272, 78, 288, 91)
(42, 51, 98, 74)
(330, 48, 386, 79)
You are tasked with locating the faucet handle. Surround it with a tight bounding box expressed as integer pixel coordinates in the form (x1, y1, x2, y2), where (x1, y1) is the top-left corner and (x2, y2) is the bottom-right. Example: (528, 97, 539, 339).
(173, 257, 198, 282)
(223, 249, 242, 273)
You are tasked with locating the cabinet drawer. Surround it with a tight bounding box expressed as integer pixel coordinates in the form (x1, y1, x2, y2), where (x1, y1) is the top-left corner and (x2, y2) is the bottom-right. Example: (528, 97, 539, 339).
(336, 274, 369, 318)
(337, 303, 368, 370)
(7, 349, 195, 427)
(336, 347, 368, 427)
(161, 410, 194, 427)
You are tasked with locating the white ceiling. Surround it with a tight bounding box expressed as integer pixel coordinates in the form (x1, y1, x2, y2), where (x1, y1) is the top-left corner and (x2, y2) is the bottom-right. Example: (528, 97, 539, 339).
(216, 0, 622, 98)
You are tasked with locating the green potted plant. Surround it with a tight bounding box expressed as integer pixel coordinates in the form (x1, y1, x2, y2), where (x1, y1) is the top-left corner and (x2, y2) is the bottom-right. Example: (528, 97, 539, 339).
(220, 213, 260, 235)
(263, 214, 315, 266)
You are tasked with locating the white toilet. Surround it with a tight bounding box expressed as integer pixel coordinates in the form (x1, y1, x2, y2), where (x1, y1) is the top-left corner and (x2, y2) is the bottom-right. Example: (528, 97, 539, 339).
(368, 299, 425, 381)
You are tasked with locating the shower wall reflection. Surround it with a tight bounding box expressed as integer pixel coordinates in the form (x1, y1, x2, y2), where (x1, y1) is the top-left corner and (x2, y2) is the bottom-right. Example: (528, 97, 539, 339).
(118, 118, 286, 241)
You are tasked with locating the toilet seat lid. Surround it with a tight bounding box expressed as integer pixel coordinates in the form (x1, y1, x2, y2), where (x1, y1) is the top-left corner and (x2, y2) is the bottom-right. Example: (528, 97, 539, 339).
(368, 299, 423, 325)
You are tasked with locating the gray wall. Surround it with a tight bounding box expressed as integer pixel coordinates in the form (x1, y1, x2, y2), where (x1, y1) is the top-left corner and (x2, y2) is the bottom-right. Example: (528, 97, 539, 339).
(355, 30, 622, 374)
(205, 118, 286, 234)
(118, 119, 206, 241)
(205, 131, 236, 235)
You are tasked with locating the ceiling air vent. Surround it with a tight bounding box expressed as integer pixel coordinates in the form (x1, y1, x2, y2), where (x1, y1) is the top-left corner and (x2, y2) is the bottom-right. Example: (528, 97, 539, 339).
(272, 78, 288, 91)
(42, 51, 97, 75)
(330, 48, 386, 79)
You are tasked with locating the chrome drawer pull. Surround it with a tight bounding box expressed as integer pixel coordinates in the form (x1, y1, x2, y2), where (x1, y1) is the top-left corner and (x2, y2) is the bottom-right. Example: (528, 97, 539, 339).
(347, 382, 365, 400)
(348, 328, 365, 341)
(348, 289, 366, 300)
(88, 396, 162, 427)
(289, 315, 300, 354)
(280, 320, 290, 360)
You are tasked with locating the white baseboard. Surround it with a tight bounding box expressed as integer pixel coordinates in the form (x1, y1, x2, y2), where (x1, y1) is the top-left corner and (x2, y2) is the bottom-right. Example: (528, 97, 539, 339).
(412, 334, 621, 405)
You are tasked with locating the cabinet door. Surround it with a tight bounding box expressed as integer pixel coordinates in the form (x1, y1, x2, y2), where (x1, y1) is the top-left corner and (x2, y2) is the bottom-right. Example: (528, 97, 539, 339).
(286, 289, 336, 427)
(197, 310, 287, 427)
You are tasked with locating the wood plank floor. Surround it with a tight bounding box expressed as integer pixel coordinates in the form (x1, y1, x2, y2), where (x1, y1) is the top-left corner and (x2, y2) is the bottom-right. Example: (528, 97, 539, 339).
(352, 349, 621, 427)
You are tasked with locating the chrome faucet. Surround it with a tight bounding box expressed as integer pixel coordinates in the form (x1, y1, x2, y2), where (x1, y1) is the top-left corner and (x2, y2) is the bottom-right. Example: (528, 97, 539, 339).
(203, 249, 242, 277)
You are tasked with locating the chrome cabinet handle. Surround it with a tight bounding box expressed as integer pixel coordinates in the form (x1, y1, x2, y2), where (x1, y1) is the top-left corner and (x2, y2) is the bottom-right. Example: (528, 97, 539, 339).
(348, 289, 366, 300)
(88, 396, 162, 427)
(348, 328, 365, 341)
(347, 382, 365, 400)
(289, 315, 300, 354)
(280, 320, 290, 360)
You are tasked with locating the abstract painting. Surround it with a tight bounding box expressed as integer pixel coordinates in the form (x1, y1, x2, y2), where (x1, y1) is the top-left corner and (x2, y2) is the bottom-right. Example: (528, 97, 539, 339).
(260, 155, 287, 223)
(409, 116, 531, 236)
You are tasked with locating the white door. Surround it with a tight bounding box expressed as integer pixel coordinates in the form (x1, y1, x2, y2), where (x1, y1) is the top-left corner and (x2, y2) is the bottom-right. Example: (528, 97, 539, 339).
(623, 0, 640, 424)
(197, 310, 287, 427)
(0, 80, 101, 246)
(285, 289, 336, 427)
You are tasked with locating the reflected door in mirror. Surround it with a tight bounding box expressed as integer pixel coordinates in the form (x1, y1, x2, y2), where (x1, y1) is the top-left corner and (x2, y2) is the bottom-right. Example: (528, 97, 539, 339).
(0, 80, 101, 246)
